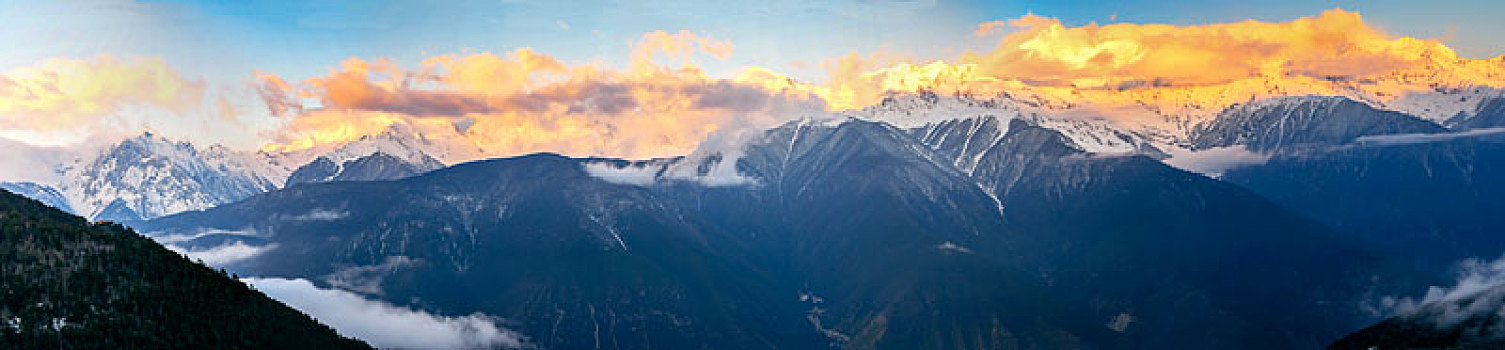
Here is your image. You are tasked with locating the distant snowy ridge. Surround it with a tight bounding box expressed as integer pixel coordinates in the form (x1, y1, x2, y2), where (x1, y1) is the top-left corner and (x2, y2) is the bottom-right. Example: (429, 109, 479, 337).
(5, 124, 455, 220)
(263, 123, 477, 174)
(54, 132, 279, 220)
(848, 93, 1159, 156)
(0, 182, 74, 214)
(279, 125, 451, 186)
(10, 90, 1503, 219)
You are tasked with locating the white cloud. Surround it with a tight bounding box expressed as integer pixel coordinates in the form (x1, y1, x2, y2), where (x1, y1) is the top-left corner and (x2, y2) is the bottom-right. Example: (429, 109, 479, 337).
(244, 278, 527, 350)
(149, 227, 261, 243)
(661, 151, 758, 187)
(935, 241, 973, 254)
(283, 208, 350, 221)
(0, 138, 73, 184)
(659, 127, 761, 187)
(582, 162, 662, 186)
(1162, 146, 1271, 177)
(1165, 128, 1505, 178)
(1374, 255, 1505, 331)
(1355, 127, 1505, 146)
(167, 241, 277, 266)
(580, 142, 760, 187)
(323, 256, 419, 296)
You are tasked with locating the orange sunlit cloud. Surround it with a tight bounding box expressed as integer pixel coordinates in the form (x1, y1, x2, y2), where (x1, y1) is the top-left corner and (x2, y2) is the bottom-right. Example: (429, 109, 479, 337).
(794, 8, 1505, 128)
(0, 56, 203, 136)
(972, 9, 1440, 85)
(258, 31, 824, 160)
(257, 9, 1505, 160)
(974, 20, 1009, 37)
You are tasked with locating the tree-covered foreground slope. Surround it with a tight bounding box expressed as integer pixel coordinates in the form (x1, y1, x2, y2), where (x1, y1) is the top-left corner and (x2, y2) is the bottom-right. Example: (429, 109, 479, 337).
(0, 188, 369, 349)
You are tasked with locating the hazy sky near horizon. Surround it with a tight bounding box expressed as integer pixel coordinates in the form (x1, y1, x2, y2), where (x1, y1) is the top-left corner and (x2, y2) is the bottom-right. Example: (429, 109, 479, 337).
(2, 0, 1503, 150)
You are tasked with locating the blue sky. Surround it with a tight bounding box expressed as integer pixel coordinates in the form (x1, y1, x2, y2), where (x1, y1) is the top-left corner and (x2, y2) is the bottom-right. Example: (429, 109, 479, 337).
(5, 0, 1502, 83)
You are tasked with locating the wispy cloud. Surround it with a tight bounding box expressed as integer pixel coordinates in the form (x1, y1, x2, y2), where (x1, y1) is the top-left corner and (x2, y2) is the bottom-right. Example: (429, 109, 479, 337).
(167, 241, 277, 266)
(256, 31, 823, 162)
(0, 56, 204, 146)
(1374, 255, 1505, 333)
(1355, 127, 1505, 146)
(1162, 146, 1271, 177)
(935, 241, 973, 255)
(245, 278, 527, 350)
(322, 256, 419, 296)
(148, 227, 262, 244)
(0, 138, 73, 183)
(582, 162, 662, 186)
(580, 131, 761, 187)
(281, 208, 350, 222)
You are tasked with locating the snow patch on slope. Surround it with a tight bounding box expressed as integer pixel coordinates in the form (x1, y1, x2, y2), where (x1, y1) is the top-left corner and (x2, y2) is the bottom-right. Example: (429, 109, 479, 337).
(1380, 87, 1505, 124)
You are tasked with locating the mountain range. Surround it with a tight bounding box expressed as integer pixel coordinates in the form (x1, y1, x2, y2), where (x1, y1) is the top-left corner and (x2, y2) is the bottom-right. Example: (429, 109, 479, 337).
(124, 92, 1505, 348)
(4, 91, 1505, 348)
(1, 126, 452, 222)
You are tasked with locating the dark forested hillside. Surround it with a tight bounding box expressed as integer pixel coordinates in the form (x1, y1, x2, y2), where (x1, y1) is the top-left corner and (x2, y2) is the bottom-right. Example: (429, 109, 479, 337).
(0, 189, 369, 349)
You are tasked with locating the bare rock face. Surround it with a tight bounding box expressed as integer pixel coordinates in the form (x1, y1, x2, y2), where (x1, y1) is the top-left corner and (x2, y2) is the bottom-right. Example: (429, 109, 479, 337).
(285, 152, 443, 187)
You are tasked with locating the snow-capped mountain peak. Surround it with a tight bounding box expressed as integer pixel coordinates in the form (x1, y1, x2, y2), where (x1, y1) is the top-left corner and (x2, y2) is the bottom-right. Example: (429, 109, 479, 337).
(260, 123, 475, 184)
(324, 129, 448, 169)
(847, 93, 1158, 156)
(54, 132, 279, 220)
(3, 125, 468, 220)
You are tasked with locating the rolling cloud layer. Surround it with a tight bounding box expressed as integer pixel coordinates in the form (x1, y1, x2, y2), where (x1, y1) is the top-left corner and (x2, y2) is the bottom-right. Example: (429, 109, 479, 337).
(255, 31, 825, 162)
(245, 277, 527, 350)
